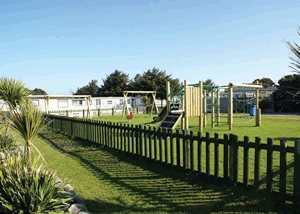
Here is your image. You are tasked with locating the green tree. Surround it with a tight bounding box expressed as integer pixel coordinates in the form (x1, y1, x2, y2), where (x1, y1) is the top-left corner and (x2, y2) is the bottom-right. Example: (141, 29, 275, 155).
(273, 74, 300, 112)
(203, 79, 215, 94)
(252, 78, 275, 89)
(97, 70, 129, 96)
(129, 67, 180, 100)
(29, 88, 47, 95)
(75, 80, 99, 96)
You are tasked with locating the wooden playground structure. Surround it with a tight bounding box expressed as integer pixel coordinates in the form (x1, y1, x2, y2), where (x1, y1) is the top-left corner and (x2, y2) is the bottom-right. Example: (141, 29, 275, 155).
(121, 91, 158, 118)
(164, 80, 263, 130)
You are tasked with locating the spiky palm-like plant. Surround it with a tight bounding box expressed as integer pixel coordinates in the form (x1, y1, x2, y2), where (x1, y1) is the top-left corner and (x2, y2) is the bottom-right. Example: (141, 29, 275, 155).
(284, 27, 300, 74)
(0, 77, 30, 135)
(0, 77, 30, 108)
(8, 100, 48, 161)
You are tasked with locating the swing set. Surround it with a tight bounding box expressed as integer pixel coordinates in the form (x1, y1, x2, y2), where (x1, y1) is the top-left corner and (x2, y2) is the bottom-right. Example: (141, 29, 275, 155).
(121, 91, 159, 120)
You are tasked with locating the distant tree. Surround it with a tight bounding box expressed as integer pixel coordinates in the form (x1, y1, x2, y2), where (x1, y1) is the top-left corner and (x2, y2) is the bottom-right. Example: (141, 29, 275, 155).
(203, 79, 215, 93)
(128, 67, 180, 100)
(74, 80, 99, 96)
(97, 70, 129, 96)
(273, 74, 300, 112)
(29, 88, 47, 95)
(252, 78, 275, 89)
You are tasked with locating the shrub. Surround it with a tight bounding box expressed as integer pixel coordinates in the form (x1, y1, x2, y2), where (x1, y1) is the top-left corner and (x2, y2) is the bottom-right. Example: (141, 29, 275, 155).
(259, 99, 271, 110)
(0, 127, 17, 153)
(0, 152, 72, 213)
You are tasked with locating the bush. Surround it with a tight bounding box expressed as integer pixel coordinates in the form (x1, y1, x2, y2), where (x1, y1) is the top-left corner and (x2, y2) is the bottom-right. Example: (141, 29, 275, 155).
(0, 127, 17, 153)
(0, 153, 72, 213)
(259, 99, 271, 110)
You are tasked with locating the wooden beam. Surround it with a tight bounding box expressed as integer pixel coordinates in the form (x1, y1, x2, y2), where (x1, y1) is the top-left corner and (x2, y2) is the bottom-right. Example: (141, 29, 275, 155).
(199, 81, 203, 132)
(166, 81, 170, 113)
(121, 91, 128, 118)
(211, 88, 215, 128)
(217, 88, 220, 127)
(184, 80, 188, 130)
(123, 91, 156, 94)
(231, 83, 263, 88)
(229, 83, 233, 130)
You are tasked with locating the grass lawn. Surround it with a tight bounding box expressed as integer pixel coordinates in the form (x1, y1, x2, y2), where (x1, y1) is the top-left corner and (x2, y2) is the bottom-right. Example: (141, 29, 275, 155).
(8, 127, 280, 213)
(7, 113, 298, 213)
(92, 113, 299, 200)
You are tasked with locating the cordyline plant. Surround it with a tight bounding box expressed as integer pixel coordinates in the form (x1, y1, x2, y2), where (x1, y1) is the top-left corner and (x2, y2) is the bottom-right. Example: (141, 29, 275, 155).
(0, 152, 72, 213)
(8, 100, 49, 162)
(0, 77, 30, 135)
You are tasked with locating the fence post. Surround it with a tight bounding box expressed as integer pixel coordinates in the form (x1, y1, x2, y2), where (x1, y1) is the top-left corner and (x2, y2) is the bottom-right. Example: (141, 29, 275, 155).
(254, 137, 261, 189)
(137, 107, 139, 114)
(229, 134, 238, 183)
(279, 139, 287, 209)
(66, 110, 69, 117)
(83, 109, 85, 118)
(185, 129, 191, 170)
(294, 140, 300, 210)
(112, 108, 114, 116)
(98, 109, 100, 117)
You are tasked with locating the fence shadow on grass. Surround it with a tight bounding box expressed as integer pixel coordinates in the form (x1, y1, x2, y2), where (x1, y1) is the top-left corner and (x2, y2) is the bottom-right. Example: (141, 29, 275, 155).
(38, 129, 284, 214)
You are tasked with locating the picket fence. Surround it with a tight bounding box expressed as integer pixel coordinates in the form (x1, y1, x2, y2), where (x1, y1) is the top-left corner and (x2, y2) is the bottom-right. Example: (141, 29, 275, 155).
(47, 114, 300, 210)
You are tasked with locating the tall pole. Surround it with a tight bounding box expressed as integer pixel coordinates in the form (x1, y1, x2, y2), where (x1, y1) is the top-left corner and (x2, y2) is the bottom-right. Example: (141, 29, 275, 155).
(229, 83, 233, 130)
(217, 87, 220, 127)
(166, 81, 170, 113)
(211, 87, 215, 128)
(203, 90, 207, 128)
(184, 80, 189, 130)
(199, 81, 203, 132)
(122, 91, 128, 118)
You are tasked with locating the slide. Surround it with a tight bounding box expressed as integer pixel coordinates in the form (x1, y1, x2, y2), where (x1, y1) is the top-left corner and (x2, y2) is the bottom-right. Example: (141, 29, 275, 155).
(153, 106, 168, 122)
(145, 106, 168, 124)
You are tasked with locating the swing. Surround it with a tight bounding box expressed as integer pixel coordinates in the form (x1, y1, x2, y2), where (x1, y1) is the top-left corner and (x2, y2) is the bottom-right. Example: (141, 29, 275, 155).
(126, 111, 133, 122)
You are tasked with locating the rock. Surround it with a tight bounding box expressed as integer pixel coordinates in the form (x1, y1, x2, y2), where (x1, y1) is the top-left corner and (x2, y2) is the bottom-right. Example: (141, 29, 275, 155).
(79, 211, 90, 214)
(55, 177, 62, 184)
(65, 190, 77, 198)
(74, 196, 84, 203)
(64, 184, 74, 191)
(0, 152, 6, 160)
(68, 203, 87, 213)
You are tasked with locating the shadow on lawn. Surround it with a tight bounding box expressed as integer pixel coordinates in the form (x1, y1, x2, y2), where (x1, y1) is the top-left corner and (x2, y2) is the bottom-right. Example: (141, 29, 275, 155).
(38, 129, 292, 214)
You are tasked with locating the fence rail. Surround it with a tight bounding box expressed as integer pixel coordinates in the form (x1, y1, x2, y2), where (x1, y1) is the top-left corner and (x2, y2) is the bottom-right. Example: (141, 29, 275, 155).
(47, 114, 300, 210)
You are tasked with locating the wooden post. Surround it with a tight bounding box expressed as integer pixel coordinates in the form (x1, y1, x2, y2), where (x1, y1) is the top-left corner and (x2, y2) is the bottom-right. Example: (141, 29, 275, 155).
(166, 81, 170, 113)
(66, 110, 69, 117)
(184, 80, 189, 130)
(294, 140, 300, 210)
(217, 87, 220, 127)
(256, 87, 260, 126)
(87, 96, 91, 119)
(211, 88, 215, 128)
(199, 81, 203, 132)
(203, 90, 207, 128)
(112, 107, 115, 116)
(229, 83, 233, 130)
(83, 109, 85, 118)
(150, 92, 158, 116)
(181, 82, 185, 130)
(122, 91, 128, 118)
(98, 108, 100, 117)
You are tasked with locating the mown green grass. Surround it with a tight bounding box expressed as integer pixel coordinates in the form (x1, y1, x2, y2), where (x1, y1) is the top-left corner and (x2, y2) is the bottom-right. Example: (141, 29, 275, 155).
(11, 127, 279, 213)
(7, 113, 298, 213)
(92, 113, 299, 201)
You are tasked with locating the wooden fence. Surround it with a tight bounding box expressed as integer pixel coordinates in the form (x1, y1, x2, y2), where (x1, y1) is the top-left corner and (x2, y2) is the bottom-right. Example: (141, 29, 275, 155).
(47, 114, 300, 210)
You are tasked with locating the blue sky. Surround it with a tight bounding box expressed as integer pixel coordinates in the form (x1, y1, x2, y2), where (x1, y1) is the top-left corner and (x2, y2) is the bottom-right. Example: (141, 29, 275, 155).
(0, 0, 299, 95)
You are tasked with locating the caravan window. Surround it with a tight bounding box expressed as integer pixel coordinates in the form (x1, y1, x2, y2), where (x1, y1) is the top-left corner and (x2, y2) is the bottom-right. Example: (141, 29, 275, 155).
(127, 99, 130, 104)
(96, 99, 100, 107)
(32, 99, 39, 106)
(107, 100, 112, 105)
(58, 99, 68, 108)
(120, 99, 123, 105)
